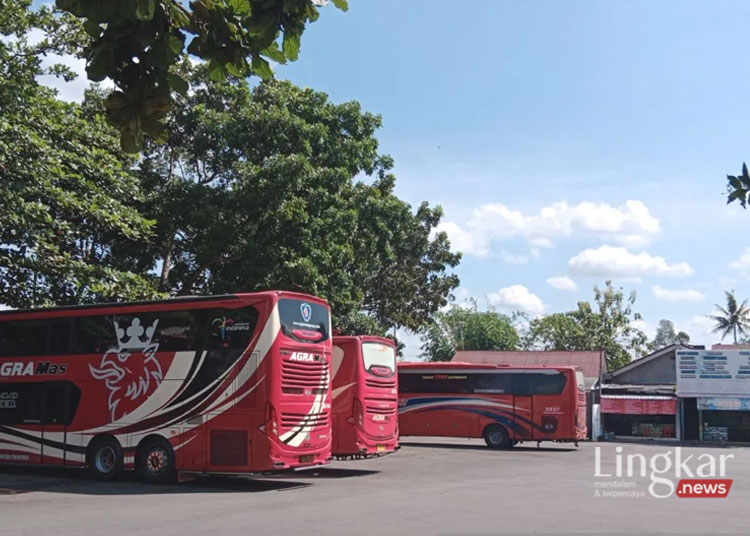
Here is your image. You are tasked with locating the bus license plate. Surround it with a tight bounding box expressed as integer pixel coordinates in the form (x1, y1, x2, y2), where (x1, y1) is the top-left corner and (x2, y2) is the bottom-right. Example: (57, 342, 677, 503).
(376, 445, 386, 452)
(299, 455, 313, 463)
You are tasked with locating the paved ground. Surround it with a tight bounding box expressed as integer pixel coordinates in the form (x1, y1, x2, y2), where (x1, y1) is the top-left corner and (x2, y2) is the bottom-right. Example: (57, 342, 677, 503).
(1, 439, 749, 535)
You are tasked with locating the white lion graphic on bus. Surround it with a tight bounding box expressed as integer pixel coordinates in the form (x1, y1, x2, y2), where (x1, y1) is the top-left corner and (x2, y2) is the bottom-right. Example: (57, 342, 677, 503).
(89, 317, 164, 421)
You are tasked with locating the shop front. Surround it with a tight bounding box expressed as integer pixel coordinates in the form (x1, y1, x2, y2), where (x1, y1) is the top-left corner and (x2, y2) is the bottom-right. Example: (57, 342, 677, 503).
(601, 394, 677, 439)
(697, 397, 750, 442)
(676, 349, 750, 443)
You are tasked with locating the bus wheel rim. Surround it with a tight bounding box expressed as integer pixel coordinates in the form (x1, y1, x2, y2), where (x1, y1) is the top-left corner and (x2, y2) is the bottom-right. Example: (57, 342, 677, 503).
(489, 431, 502, 444)
(147, 449, 168, 474)
(95, 446, 116, 474)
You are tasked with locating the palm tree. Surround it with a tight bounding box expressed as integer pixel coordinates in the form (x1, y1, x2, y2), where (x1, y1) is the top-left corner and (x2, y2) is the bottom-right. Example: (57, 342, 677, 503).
(708, 291, 750, 343)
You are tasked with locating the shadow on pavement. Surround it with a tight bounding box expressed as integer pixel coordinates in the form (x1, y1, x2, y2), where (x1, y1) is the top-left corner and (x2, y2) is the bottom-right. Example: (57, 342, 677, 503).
(399, 441, 577, 453)
(0, 466, 311, 495)
(291, 468, 380, 479)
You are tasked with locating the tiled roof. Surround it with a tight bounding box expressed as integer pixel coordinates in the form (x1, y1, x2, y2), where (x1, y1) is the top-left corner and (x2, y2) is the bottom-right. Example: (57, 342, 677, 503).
(451, 350, 605, 380)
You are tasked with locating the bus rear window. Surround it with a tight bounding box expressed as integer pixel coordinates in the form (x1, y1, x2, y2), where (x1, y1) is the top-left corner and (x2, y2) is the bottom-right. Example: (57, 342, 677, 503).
(362, 342, 395, 375)
(279, 299, 330, 343)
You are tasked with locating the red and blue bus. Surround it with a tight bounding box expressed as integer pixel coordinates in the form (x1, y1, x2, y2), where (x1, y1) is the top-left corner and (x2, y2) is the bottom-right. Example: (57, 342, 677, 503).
(331, 336, 399, 458)
(0, 291, 332, 481)
(398, 362, 586, 448)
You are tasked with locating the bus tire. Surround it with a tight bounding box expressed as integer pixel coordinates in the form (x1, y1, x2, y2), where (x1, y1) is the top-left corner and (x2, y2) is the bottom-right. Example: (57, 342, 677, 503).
(137, 437, 176, 484)
(87, 436, 123, 481)
(483, 424, 511, 449)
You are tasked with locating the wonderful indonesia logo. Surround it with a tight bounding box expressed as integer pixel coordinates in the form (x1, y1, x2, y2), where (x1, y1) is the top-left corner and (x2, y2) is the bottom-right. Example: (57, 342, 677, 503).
(594, 446, 734, 499)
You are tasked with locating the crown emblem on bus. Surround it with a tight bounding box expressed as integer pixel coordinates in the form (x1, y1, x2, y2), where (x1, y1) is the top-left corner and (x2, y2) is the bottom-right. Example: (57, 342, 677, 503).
(114, 317, 158, 350)
(300, 302, 312, 322)
(89, 316, 164, 422)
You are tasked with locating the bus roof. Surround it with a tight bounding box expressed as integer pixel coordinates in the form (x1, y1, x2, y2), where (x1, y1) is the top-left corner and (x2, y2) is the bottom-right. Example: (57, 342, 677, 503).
(333, 335, 395, 346)
(0, 290, 329, 320)
(398, 361, 580, 373)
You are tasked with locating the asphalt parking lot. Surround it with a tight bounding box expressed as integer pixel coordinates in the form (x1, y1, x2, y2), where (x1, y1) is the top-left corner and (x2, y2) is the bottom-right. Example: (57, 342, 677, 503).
(1, 439, 749, 535)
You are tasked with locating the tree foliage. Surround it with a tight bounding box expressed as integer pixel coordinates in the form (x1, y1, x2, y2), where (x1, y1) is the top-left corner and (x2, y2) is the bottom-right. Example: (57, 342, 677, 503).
(55, 0, 347, 151)
(524, 313, 585, 351)
(0, 1, 159, 308)
(726, 163, 750, 208)
(109, 69, 460, 333)
(523, 281, 647, 370)
(708, 290, 750, 344)
(420, 302, 520, 362)
(649, 319, 690, 351)
(570, 282, 647, 370)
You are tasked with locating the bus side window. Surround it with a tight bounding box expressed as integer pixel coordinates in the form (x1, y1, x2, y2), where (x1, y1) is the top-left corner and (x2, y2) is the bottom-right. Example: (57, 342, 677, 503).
(44, 382, 82, 425)
(74, 316, 118, 354)
(470, 373, 510, 394)
(153, 310, 200, 351)
(512, 374, 533, 396)
(532, 373, 567, 395)
(0, 383, 44, 424)
(49, 319, 73, 355)
(0, 320, 47, 357)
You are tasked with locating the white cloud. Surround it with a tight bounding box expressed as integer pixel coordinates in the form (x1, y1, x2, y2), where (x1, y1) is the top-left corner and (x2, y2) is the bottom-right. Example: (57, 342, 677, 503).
(652, 285, 705, 303)
(683, 316, 718, 347)
(437, 200, 660, 257)
(632, 319, 655, 342)
(487, 285, 545, 315)
(499, 250, 530, 265)
(568, 245, 692, 279)
(729, 248, 750, 276)
(19, 28, 113, 103)
(436, 221, 490, 258)
(546, 275, 578, 292)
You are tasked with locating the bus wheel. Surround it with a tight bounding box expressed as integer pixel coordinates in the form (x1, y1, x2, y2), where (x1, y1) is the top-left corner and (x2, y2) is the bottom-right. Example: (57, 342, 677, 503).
(87, 436, 123, 481)
(137, 438, 176, 484)
(483, 424, 511, 449)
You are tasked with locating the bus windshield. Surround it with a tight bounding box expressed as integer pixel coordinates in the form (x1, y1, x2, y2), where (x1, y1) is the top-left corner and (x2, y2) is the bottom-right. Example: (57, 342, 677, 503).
(362, 342, 395, 374)
(279, 298, 330, 343)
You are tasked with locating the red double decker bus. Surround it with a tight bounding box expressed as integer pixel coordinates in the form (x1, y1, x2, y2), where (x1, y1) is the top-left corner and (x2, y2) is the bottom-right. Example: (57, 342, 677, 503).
(331, 336, 399, 458)
(398, 362, 586, 448)
(0, 291, 332, 481)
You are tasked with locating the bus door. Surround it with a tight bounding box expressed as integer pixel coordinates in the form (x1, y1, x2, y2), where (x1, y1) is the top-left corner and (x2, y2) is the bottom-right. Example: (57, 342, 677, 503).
(41, 381, 78, 466)
(511, 374, 534, 441)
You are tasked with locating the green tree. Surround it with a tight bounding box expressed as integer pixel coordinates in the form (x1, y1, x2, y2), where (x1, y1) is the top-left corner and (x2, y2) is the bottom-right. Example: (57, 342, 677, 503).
(420, 303, 520, 362)
(524, 313, 585, 351)
(523, 281, 647, 369)
(115, 71, 459, 333)
(0, 1, 159, 308)
(54, 0, 347, 151)
(708, 290, 750, 344)
(726, 163, 750, 208)
(571, 281, 647, 370)
(649, 319, 690, 351)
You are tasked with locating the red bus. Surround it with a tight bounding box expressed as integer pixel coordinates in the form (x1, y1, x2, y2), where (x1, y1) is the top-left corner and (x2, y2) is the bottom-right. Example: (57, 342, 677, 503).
(398, 362, 586, 448)
(0, 291, 333, 481)
(331, 336, 399, 458)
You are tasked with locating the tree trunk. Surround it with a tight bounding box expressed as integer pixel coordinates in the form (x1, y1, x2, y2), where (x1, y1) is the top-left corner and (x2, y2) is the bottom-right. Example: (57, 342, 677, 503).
(158, 237, 173, 292)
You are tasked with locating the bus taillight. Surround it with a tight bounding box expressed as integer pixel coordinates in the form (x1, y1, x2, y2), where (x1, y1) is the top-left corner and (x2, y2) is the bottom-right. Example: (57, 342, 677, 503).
(265, 402, 279, 436)
(353, 398, 363, 428)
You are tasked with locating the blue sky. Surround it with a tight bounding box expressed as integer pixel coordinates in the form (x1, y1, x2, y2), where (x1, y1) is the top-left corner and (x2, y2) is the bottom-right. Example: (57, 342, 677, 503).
(270, 0, 750, 354)
(39, 1, 750, 356)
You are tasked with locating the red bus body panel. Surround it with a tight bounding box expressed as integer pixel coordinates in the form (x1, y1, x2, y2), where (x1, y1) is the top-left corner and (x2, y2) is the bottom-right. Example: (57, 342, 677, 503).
(331, 336, 398, 457)
(0, 291, 332, 474)
(398, 362, 586, 443)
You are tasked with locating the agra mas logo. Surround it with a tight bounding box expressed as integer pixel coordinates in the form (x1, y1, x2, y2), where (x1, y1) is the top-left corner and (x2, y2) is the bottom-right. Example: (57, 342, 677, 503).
(89, 317, 163, 421)
(300, 302, 312, 322)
